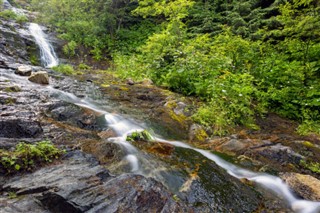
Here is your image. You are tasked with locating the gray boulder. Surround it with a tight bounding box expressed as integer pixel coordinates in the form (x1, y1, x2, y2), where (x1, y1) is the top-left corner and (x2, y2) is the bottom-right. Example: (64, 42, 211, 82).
(15, 65, 32, 76)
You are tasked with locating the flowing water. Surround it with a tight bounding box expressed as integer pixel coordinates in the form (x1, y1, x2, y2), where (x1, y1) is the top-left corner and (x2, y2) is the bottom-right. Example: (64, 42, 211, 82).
(28, 23, 59, 68)
(2, 67, 320, 212)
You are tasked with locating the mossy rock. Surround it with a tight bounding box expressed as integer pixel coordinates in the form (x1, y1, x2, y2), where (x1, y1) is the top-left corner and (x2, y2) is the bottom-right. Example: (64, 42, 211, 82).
(126, 130, 153, 142)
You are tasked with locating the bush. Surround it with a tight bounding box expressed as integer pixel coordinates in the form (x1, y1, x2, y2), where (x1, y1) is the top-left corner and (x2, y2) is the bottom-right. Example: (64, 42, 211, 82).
(0, 10, 28, 23)
(0, 141, 64, 174)
(0, 10, 17, 20)
(52, 64, 75, 75)
(15, 14, 28, 23)
(78, 63, 90, 70)
(62, 40, 77, 57)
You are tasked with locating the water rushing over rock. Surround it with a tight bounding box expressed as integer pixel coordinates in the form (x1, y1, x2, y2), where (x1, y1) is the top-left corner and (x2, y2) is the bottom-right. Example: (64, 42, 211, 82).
(28, 23, 59, 68)
(1, 65, 320, 212)
(43, 82, 320, 213)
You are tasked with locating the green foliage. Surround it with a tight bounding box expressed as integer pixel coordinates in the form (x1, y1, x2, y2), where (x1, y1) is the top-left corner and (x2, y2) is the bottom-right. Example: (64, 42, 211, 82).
(15, 14, 28, 23)
(0, 141, 63, 174)
(0, 10, 28, 23)
(112, 53, 147, 81)
(111, 20, 160, 54)
(0, 10, 17, 19)
(78, 63, 90, 70)
(52, 64, 75, 75)
(8, 192, 17, 199)
(126, 130, 154, 142)
(63, 40, 77, 57)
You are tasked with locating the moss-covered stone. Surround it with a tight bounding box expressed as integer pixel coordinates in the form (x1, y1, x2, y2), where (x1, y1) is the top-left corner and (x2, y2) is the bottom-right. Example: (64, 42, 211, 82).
(4, 85, 21, 93)
(126, 130, 153, 142)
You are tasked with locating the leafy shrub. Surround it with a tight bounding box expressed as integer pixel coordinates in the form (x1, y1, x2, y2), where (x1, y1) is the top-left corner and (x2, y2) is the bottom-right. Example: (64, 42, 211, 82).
(78, 63, 90, 70)
(63, 40, 77, 57)
(15, 14, 28, 23)
(0, 10, 28, 23)
(52, 64, 75, 75)
(112, 53, 147, 81)
(0, 10, 17, 20)
(0, 141, 64, 174)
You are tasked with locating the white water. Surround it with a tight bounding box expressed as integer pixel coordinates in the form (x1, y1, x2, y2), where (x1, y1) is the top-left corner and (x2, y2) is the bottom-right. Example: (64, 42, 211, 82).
(156, 139, 320, 213)
(29, 23, 59, 68)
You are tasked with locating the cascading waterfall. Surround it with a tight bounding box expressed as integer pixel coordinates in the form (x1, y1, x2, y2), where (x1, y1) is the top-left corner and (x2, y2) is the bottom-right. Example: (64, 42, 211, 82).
(43, 84, 320, 213)
(2, 70, 320, 213)
(40, 85, 320, 213)
(29, 23, 59, 68)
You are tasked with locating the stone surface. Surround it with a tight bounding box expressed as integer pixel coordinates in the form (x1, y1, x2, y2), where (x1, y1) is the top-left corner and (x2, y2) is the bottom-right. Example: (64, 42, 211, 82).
(1, 151, 190, 213)
(28, 71, 49, 84)
(15, 65, 32, 76)
(281, 173, 320, 201)
(188, 124, 208, 143)
(0, 60, 8, 69)
(0, 19, 38, 64)
(0, 119, 43, 138)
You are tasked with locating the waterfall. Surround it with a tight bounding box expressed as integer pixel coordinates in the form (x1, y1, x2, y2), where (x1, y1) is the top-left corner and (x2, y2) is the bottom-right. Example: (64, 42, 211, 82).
(29, 23, 59, 68)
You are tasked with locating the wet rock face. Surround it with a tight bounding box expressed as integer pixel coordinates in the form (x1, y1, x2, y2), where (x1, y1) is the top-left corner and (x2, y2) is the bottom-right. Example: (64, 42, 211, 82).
(1, 151, 190, 213)
(0, 73, 44, 140)
(0, 119, 43, 138)
(47, 102, 105, 131)
(172, 148, 261, 213)
(0, 19, 38, 64)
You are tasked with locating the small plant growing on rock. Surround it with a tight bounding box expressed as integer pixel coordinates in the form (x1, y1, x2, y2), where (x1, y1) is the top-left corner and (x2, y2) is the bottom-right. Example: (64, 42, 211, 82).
(126, 130, 153, 142)
(0, 141, 64, 174)
(300, 160, 320, 174)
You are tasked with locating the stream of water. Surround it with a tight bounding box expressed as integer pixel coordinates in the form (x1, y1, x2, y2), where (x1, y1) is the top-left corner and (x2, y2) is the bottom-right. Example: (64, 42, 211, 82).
(2, 60, 320, 212)
(40, 82, 320, 213)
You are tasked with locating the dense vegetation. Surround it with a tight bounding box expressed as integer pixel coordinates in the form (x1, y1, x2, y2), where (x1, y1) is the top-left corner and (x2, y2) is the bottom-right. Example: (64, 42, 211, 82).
(26, 0, 320, 135)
